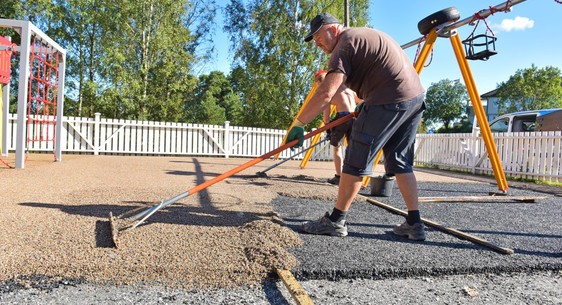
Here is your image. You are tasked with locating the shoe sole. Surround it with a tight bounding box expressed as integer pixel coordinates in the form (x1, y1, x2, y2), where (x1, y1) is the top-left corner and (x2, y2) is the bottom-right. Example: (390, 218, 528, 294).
(301, 227, 348, 237)
(302, 230, 348, 237)
(393, 230, 426, 241)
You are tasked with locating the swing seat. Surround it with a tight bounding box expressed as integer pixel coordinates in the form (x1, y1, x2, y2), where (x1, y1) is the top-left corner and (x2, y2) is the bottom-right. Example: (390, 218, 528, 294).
(462, 34, 497, 61)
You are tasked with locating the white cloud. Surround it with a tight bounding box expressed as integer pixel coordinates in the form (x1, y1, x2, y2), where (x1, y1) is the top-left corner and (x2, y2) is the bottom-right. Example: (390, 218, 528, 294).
(494, 16, 534, 32)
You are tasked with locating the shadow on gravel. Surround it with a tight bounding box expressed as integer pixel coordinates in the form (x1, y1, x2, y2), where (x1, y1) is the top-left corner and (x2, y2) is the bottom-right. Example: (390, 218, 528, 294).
(20, 157, 285, 248)
(263, 281, 291, 305)
(165, 157, 278, 182)
(95, 220, 115, 248)
(511, 248, 562, 258)
(19, 201, 280, 249)
(19, 201, 278, 227)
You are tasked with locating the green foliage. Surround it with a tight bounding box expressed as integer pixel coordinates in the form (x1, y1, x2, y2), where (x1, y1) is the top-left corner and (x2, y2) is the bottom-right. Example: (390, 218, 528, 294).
(495, 64, 562, 114)
(3, 0, 214, 122)
(184, 71, 243, 125)
(97, 0, 213, 121)
(3, 0, 375, 129)
(437, 118, 472, 133)
(224, 0, 369, 129)
(424, 79, 469, 132)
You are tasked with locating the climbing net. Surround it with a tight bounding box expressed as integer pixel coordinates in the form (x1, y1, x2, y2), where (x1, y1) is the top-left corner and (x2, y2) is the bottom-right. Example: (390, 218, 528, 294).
(26, 36, 62, 151)
(0, 19, 66, 169)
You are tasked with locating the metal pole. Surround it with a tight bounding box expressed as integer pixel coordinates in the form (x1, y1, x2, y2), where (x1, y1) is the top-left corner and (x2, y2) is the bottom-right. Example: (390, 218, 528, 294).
(449, 31, 508, 191)
(344, 0, 349, 27)
(15, 22, 31, 169)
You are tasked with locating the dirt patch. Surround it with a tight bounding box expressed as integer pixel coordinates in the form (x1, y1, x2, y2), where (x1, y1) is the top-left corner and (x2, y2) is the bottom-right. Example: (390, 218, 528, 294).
(5, 154, 550, 290)
(1, 154, 327, 289)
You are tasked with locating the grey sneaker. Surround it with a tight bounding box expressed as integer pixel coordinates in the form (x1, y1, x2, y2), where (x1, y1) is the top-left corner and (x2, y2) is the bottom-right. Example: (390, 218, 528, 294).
(301, 212, 348, 237)
(327, 175, 340, 185)
(393, 221, 426, 241)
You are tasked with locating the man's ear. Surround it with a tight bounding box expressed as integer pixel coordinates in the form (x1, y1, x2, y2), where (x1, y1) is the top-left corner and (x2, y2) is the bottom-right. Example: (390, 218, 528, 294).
(327, 24, 338, 35)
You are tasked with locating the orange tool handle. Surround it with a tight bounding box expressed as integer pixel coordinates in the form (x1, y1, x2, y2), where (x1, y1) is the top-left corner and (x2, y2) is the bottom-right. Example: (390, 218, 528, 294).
(186, 113, 356, 196)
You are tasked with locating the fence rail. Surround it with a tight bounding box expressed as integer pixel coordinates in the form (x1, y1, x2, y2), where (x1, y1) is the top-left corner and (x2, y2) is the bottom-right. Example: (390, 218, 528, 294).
(3, 113, 333, 160)
(415, 131, 562, 182)
(3, 113, 561, 182)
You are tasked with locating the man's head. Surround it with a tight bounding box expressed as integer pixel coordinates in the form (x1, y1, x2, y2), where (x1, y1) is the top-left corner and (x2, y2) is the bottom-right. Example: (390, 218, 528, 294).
(304, 13, 342, 54)
(304, 13, 340, 42)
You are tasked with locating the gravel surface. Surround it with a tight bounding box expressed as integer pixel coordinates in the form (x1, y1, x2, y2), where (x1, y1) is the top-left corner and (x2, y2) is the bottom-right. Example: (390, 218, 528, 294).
(1, 154, 561, 304)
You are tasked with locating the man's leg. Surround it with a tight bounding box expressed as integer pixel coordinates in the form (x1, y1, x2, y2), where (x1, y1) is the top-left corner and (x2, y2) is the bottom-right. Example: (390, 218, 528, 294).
(334, 172, 363, 211)
(395, 172, 419, 211)
(301, 172, 362, 236)
(333, 146, 342, 176)
(393, 172, 425, 241)
(327, 145, 343, 185)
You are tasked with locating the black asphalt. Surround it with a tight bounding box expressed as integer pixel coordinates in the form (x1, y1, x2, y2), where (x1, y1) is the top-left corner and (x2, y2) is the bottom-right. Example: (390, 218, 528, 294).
(271, 179, 562, 281)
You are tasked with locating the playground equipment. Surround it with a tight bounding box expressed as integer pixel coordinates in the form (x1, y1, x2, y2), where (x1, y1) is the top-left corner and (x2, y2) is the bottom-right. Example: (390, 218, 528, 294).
(0, 19, 66, 169)
(273, 79, 320, 160)
(296, 1, 533, 193)
(108, 113, 355, 247)
(403, 1, 530, 193)
(0, 35, 15, 167)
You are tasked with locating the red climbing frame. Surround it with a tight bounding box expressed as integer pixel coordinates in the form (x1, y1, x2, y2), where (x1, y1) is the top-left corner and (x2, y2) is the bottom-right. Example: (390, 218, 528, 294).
(26, 36, 61, 151)
(0, 36, 14, 85)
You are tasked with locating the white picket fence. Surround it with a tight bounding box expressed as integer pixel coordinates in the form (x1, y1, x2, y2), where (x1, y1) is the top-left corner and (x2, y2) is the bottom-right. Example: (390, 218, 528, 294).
(3, 113, 333, 160)
(3, 113, 562, 182)
(415, 131, 562, 182)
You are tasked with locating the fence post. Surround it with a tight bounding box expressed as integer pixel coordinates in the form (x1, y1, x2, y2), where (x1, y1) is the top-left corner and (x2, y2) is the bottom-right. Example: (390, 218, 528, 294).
(224, 121, 230, 158)
(94, 112, 100, 155)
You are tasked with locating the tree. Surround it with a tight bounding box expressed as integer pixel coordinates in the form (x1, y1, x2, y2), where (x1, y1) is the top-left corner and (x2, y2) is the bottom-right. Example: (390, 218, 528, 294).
(224, 0, 369, 129)
(99, 0, 215, 121)
(424, 79, 468, 132)
(495, 65, 562, 114)
(184, 71, 243, 125)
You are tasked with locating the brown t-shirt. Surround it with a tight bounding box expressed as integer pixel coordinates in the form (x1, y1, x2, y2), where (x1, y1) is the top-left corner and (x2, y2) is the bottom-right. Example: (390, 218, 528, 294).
(328, 27, 425, 105)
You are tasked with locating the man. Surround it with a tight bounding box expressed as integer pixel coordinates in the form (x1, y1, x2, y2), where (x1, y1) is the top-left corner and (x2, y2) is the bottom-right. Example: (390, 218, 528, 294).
(286, 13, 426, 240)
(315, 70, 359, 185)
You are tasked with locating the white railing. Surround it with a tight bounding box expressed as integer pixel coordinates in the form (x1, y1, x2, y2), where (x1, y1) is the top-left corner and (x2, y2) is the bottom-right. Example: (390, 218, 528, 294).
(3, 113, 333, 160)
(415, 131, 562, 182)
(4, 113, 561, 182)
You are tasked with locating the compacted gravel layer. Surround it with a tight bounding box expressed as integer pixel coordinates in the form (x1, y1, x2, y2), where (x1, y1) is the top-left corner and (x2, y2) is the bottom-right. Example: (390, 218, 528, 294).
(1, 154, 561, 304)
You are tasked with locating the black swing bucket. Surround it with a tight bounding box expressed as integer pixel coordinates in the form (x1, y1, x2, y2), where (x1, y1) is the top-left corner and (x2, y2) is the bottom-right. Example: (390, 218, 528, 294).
(462, 34, 497, 61)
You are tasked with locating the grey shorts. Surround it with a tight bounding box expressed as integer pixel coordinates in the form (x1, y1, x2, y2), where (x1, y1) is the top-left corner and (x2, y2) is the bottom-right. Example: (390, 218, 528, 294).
(342, 94, 425, 177)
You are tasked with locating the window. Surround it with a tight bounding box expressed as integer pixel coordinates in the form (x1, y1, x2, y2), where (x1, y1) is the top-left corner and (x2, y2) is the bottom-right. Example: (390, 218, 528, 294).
(490, 118, 509, 132)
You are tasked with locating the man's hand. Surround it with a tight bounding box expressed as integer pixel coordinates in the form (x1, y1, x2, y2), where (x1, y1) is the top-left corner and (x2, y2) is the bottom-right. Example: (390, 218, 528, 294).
(286, 120, 305, 150)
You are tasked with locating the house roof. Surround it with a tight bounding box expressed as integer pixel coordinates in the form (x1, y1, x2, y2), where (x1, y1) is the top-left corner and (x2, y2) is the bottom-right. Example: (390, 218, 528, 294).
(480, 89, 498, 98)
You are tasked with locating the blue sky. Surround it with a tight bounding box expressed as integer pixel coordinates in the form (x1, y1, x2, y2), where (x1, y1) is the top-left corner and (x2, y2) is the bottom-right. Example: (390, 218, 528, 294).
(205, 1, 561, 95)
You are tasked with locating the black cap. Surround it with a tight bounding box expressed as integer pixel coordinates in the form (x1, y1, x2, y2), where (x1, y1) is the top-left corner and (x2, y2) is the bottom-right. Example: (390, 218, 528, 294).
(304, 13, 340, 42)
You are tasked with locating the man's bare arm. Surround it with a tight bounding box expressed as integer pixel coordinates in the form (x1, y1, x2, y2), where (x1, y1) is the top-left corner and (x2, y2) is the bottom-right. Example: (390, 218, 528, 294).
(297, 72, 346, 125)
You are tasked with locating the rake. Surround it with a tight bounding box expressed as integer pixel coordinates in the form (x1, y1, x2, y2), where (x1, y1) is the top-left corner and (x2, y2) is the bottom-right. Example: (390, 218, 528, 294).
(108, 113, 355, 247)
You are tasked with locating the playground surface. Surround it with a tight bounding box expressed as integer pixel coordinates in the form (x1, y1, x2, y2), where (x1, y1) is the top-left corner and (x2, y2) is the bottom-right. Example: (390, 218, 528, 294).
(1, 154, 561, 304)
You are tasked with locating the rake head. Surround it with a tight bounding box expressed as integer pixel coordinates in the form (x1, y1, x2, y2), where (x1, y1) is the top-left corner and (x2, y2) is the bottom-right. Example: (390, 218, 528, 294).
(108, 211, 119, 248)
(107, 193, 190, 248)
(255, 171, 268, 178)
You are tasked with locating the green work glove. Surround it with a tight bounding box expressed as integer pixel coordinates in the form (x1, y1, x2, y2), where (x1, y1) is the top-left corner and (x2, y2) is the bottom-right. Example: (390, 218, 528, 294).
(355, 102, 365, 115)
(286, 120, 305, 150)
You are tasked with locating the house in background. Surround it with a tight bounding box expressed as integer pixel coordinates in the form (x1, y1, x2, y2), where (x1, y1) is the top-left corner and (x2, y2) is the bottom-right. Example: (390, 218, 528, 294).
(467, 89, 500, 126)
